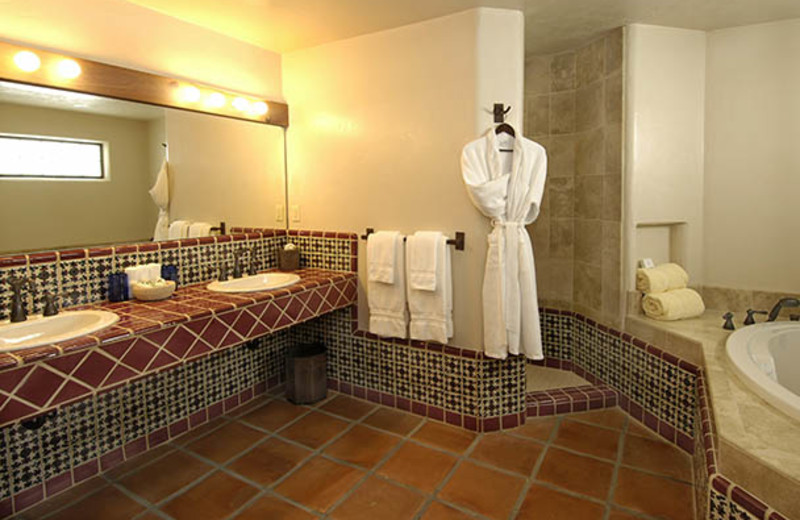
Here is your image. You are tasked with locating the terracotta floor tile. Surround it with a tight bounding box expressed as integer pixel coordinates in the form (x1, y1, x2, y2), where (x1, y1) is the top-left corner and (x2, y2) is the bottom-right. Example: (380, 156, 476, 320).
(234, 494, 316, 520)
(119, 450, 213, 503)
(412, 422, 477, 453)
(536, 447, 614, 499)
(320, 395, 377, 420)
(516, 484, 605, 520)
(622, 434, 693, 482)
(613, 467, 694, 520)
(161, 471, 259, 520)
(18, 477, 107, 518)
(278, 411, 350, 449)
(226, 396, 272, 418)
(470, 434, 544, 475)
(330, 476, 425, 520)
(565, 409, 627, 431)
(134, 513, 163, 520)
(552, 420, 621, 460)
(240, 399, 309, 431)
(228, 437, 312, 485)
(608, 509, 642, 519)
(420, 502, 474, 520)
(363, 408, 423, 435)
(171, 417, 229, 446)
(104, 444, 175, 479)
(377, 442, 457, 493)
(324, 425, 400, 468)
(512, 417, 558, 442)
(186, 421, 265, 463)
(439, 461, 525, 520)
(275, 456, 365, 513)
(48, 486, 146, 520)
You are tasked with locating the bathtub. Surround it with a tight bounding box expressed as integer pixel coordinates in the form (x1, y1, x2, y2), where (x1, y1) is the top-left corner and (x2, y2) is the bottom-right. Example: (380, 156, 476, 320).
(726, 322, 800, 422)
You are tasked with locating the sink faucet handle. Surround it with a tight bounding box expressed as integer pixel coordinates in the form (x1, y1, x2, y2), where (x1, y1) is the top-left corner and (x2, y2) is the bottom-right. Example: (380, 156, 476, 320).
(218, 264, 229, 282)
(7, 276, 31, 292)
(743, 309, 768, 325)
(722, 312, 736, 331)
(247, 245, 259, 276)
(43, 292, 59, 317)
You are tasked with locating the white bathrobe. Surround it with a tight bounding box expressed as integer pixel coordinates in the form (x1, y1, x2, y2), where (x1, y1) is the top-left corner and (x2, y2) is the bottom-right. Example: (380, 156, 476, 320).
(461, 128, 547, 360)
(149, 160, 170, 241)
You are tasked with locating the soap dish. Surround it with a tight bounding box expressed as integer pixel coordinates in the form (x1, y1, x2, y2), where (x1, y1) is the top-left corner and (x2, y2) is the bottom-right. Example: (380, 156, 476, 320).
(132, 281, 176, 301)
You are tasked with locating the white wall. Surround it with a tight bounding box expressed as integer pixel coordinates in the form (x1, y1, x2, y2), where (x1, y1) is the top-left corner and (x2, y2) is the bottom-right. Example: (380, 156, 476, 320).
(283, 8, 524, 350)
(624, 25, 706, 289)
(704, 19, 800, 293)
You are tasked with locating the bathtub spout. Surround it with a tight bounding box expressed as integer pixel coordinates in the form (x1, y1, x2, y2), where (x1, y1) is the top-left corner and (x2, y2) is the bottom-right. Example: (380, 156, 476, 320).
(767, 298, 800, 322)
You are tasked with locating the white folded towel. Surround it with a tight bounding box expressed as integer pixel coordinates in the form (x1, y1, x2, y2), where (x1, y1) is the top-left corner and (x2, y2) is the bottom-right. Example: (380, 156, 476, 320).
(367, 231, 400, 283)
(168, 220, 191, 240)
(368, 233, 408, 338)
(188, 222, 213, 238)
(636, 263, 689, 294)
(407, 234, 453, 343)
(642, 288, 705, 321)
(407, 231, 441, 291)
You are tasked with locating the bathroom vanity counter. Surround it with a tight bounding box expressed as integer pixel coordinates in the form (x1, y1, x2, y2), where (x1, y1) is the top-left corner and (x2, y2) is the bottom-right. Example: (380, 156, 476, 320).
(626, 312, 800, 516)
(0, 268, 357, 425)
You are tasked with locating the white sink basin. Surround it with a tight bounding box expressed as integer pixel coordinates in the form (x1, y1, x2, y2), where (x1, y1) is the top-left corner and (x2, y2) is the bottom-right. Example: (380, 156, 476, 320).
(206, 273, 301, 293)
(0, 310, 120, 352)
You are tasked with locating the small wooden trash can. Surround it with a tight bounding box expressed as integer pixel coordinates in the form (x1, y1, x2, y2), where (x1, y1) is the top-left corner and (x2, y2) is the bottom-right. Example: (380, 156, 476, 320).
(286, 342, 327, 404)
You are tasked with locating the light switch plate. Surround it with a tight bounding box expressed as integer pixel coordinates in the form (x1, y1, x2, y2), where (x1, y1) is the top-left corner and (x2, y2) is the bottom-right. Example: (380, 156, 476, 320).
(639, 258, 656, 269)
(276, 204, 285, 222)
(291, 205, 301, 223)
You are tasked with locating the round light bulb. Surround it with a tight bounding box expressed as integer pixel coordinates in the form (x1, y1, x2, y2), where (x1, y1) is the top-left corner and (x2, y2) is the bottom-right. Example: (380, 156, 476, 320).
(252, 101, 269, 116)
(13, 51, 41, 72)
(232, 97, 250, 111)
(206, 92, 226, 108)
(178, 85, 201, 103)
(56, 59, 81, 79)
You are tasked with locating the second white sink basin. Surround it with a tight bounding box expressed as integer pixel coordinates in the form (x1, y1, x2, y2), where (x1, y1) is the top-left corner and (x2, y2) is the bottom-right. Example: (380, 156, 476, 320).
(0, 310, 120, 352)
(206, 273, 301, 293)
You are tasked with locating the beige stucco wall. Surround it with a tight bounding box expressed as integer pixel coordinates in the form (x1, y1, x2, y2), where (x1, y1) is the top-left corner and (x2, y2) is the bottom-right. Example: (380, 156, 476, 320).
(0, 103, 161, 252)
(283, 8, 524, 350)
(704, 18, 800, 293)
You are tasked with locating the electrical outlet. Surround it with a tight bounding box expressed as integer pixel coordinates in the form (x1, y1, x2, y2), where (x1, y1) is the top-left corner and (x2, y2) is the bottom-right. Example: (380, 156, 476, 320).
(275, 204, 285, 222)
(639, 258, 655, 269)
(291, 205, 301, 223)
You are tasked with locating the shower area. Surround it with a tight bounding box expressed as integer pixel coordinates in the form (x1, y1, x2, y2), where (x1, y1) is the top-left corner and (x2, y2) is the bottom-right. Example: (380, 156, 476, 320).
(523, 28, 625, 394)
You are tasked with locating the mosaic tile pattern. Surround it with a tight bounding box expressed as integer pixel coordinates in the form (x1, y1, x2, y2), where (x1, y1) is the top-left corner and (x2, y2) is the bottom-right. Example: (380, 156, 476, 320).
(0, 230, 299, 321)
(0, 335, 286, 516)
(0, 270, 357, 426)
(291, 308, 527, 432)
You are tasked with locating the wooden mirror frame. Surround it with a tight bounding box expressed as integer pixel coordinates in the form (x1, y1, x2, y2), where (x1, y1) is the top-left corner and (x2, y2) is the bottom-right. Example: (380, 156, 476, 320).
(0, 40, 288, 127)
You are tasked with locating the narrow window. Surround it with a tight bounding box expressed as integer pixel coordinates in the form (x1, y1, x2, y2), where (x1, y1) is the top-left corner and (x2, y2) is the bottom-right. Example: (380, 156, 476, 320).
(0, 134, 105, 180)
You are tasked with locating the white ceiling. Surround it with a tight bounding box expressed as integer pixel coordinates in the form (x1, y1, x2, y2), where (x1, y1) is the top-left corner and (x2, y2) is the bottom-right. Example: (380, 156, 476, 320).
(124, 0, 800, 55)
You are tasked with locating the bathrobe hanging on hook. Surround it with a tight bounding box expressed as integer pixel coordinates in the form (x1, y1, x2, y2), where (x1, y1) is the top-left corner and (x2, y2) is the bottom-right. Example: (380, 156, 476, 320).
(461, 126, 547, 360)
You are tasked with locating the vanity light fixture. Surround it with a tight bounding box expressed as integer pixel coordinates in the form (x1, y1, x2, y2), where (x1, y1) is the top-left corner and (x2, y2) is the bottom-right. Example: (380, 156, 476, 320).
(13, 51, 40, 72)
(55, 59, 81, 79)
(0, 40, 288, 126)
(252, 101, 269, 116)
(205, 91, 226, 109)
(178, 85, 201, 103)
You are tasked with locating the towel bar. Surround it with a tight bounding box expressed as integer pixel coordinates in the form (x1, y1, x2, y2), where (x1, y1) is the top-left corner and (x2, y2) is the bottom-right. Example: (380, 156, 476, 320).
(360, 228, 465, 251)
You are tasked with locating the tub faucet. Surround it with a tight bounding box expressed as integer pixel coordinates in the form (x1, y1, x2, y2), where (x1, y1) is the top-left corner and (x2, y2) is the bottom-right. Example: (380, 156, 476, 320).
(767, 297, 800, 322)
(7, 277, 31, 323)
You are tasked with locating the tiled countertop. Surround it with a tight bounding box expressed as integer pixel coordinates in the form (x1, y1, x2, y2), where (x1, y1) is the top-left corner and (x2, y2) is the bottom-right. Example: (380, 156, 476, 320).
(626, 311, 800, 516)
(0, 268, 356, 372)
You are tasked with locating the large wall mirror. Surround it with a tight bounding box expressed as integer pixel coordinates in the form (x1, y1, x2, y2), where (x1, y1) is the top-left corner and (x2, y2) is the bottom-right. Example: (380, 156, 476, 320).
(0, 44, 287, 255)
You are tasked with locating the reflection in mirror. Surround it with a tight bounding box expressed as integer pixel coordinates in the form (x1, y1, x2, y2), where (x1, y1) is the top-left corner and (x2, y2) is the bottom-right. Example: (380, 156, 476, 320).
(0, 81, 286, 254)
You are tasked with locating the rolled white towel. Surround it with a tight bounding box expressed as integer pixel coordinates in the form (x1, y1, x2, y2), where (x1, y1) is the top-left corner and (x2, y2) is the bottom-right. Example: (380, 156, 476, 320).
(636, 263, 689, 293)
(642, 288, 705, 321)
(168, 220, 191, 240)
(124, 265, 148, 295)
(188, 222, 213, 238)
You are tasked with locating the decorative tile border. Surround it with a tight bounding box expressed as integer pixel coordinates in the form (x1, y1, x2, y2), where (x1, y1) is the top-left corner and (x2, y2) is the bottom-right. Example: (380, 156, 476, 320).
(0, 270, 357, 426)
(0, 336, 288, 518)
(526, 384, 618, 417)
